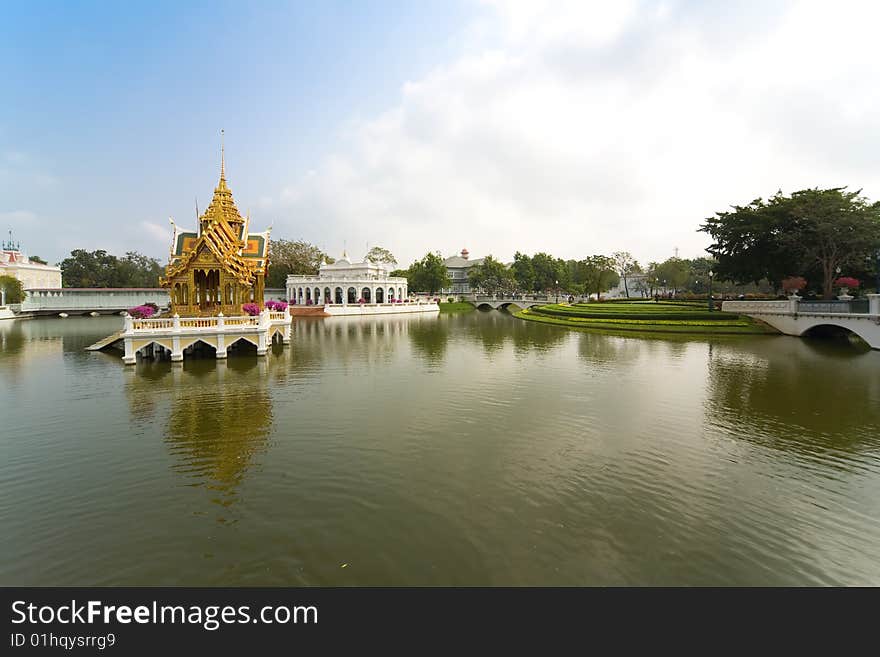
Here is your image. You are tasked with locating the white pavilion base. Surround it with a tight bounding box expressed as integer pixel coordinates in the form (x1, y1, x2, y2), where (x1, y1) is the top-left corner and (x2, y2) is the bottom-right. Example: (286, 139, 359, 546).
(322, 301, 439, 316)
(116, 309, 292, 364)
(0, 306, 16, 321)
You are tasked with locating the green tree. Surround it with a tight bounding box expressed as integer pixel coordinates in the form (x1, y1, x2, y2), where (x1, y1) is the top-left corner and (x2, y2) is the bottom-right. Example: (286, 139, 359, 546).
(701, 187, 880, 298)
(655, 257, 690, 294)
(510, 252, 535, 292)
(60, 249, 121, 287)
(581, 255, 619, 299)
(467, 255, 515, 296)
(0, 275, 24, 304)
(407, 252, 450, 294)
(365, 246, 397, 266)
(266, 239, 330, 288)
(389, 268, 409, 279)
(783, 188, 880, 298)
(28, 255, 48, 264)
(700, 193, 797, 287)
(611, 251, 638, 297)
(116, 251, 163, 287)
(531, 252, 561, 292)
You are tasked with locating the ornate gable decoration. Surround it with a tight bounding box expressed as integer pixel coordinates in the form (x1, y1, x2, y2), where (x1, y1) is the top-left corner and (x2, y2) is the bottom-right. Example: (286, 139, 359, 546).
(160, 153, 269, 288)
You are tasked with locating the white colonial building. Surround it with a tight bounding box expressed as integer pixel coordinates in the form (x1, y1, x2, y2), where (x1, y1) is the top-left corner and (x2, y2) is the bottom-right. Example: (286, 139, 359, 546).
(1, 240, 62, 296)
(287, 253, 408, 306)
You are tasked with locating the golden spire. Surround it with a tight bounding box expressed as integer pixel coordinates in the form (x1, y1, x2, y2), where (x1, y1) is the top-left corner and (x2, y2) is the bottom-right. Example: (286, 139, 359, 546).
(220, 128, 226, 181)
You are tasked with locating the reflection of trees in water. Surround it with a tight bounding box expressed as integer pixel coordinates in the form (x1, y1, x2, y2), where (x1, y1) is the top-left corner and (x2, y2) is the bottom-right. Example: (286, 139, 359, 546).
(705, 338, 880, 455)
(576, 332, 644, 366)
(408, 317, 449, 365)
(125, 357, 276, 510)
(453, 310, 568, 358)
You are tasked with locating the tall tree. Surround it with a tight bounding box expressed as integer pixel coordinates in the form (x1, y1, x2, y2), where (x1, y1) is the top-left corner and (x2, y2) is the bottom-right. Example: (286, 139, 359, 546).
(581, 255, 619, 299)
(59, 249, 161, 287)
(266, 239, 330, 288)
(365, 246, 397, 266)
(60, 249, 115, 287)
(783, 188, 880, 298)
(116, 251, 163, 287)
(700, 187, 880, 297)
(655, 257, 690, 294)
(0, 275, 24, 304)
(510, 252, 535, 292)
(467, 255, 515, 296)
(407, 252, 451, 294)
(700, 193, 797, 286)
(531, 252, 562, 292)
(611, 251, 638, 297)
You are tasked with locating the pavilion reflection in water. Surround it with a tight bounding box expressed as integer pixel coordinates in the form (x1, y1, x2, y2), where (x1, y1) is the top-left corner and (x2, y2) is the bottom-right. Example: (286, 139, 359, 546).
(124, 348, 290, 510)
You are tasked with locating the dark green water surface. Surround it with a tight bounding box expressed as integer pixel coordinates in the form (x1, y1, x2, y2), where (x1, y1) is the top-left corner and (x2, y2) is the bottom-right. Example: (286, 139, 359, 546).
(1, 312, 879, 585)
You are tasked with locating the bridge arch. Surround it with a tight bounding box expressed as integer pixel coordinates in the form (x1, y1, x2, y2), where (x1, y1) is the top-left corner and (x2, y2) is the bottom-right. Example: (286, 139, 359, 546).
(181, 338, 217, 357)
(800, 322, 872, 347)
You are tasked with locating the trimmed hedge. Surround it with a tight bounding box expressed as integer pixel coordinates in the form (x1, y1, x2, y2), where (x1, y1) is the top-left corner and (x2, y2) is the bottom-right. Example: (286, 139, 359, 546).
(534, 307, 725, 321)
(515, 304, 778, 336)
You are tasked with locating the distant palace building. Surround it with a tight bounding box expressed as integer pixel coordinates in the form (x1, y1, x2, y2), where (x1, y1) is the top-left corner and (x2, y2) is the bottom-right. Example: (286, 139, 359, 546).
(287, 252, 408, 305)
(0, 238, 62, 290)
(442, 248, 485, 295)
(160, 152, 270, 316)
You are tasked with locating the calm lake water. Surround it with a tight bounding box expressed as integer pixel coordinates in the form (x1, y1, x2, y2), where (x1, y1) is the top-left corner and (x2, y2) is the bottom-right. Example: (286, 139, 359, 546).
(2, 311, 879, 585)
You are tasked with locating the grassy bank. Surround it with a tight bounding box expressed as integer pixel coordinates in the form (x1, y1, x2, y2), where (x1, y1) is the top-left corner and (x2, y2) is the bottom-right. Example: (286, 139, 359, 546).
(515, 301, 777, 335)
(438, 302, 475, 313)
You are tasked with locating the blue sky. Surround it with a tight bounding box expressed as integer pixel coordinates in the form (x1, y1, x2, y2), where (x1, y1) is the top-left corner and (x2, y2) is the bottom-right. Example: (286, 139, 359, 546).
(1, 1, 473, 261)
(3, 1, 880, 268)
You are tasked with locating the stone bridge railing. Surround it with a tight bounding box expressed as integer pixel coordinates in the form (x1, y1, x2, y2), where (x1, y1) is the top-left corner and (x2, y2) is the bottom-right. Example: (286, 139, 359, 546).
(723, 295, 880, 317)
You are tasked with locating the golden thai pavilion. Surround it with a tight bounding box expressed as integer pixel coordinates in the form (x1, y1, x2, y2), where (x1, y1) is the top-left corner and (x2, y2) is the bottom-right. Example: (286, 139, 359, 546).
(160, 153, 270, 316)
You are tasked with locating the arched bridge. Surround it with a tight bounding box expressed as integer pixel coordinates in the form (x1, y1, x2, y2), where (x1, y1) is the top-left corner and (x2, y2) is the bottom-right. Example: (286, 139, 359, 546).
(465, 295, 553, 310)
(723, 296, 880, 349)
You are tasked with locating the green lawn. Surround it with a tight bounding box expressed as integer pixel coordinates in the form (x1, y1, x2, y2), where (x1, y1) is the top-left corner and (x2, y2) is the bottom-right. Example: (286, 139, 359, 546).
(515, 302, 777, 335)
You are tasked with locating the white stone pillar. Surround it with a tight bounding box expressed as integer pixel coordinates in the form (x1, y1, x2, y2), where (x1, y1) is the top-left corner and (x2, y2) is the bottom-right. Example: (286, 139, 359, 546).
(257, 331, 268, 356)
(216, 313, 227, 358)
(788, 294, 800, 314)
(868, 293, 880, 316)
(123, 338, 136, 365)
(171, 335, 183, 362)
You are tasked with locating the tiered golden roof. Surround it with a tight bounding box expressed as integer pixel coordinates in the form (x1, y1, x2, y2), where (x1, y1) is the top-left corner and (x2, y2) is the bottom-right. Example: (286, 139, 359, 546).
(160, 150, 270, 290)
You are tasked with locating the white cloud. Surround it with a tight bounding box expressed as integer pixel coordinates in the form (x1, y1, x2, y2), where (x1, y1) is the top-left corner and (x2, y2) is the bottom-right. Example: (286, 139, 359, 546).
(276, 0, 880, 266)
(139, 220, 172, 246)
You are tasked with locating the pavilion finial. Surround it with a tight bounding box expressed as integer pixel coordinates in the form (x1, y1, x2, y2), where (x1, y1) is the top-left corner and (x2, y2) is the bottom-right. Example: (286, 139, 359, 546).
(220, 129, 226, 180)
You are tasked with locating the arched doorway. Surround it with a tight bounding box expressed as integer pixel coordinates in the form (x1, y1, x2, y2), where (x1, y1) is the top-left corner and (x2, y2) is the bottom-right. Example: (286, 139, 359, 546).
(347, 287, 357, 304)
(361, 288, 371, 303)
(314, 288, 320, 304)
(376, 288, 384, 303)
(325, 287, 332, 304)
(335, 287, 343, 304)
(388, 287, 394, 301)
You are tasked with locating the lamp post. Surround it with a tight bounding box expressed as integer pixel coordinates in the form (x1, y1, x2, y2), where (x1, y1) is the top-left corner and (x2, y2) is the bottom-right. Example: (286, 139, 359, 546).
(708, 270, 714, 312)
(555, 279, 559, 304)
